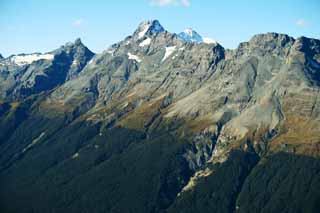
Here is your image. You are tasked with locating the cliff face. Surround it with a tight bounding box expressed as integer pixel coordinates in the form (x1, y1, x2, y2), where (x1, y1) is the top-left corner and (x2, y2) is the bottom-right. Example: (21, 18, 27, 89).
(0, 20, 319, 213)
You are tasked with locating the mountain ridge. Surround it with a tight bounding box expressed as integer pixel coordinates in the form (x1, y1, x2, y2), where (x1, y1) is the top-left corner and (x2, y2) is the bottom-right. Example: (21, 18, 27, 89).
(0, 19, 320, 213)
(1, 19, 318, 61)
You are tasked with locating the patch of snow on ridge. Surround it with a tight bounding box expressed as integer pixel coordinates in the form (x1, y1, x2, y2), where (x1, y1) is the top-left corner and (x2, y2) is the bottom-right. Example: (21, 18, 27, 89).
(162, 46, 176, 62)
(72, 59, 79, 66)
(11, 54, 54, 66)
(72, 152, 79, 159)
(106, 48, 115, 56)
(88, 58, 94, 65)
(178, 28, 217, 44)
(184, 28, 193, 35)
(138, 24, 149, 39)
(139, 38, 152, 47)
(21, 132, 46, 154)
(203, 37, 217, 44)
(127, 52, 142, 62)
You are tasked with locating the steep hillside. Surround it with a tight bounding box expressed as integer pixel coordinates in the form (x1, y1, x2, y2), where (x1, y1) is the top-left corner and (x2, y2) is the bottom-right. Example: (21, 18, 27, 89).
(0, 20, 319, 213)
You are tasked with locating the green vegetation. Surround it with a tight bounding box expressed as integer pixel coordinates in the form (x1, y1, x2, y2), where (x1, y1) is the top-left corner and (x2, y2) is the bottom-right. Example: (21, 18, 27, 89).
(237, 152, 320, 213)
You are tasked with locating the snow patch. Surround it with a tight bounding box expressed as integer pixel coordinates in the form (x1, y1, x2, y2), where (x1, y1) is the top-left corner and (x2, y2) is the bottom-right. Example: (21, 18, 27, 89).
(11, 54, 54, 66)
(72, 59, 79, 65)
(138, 25, 149, 39)
(137, 20, 164, 39)
(203, 37, 217, 44)
(21, 132, 45, 153)
(184, 28, 194, 35)
(172, 54, 179, 60)
(178, 28, 217, 45)
(88, 58, 94, 65)
(72, 152, 79, 159)
(127, 52, 142, 63)
(106, 49, 115, 56)
(162, 46, 176, 62)
(139, 38, 152, 47)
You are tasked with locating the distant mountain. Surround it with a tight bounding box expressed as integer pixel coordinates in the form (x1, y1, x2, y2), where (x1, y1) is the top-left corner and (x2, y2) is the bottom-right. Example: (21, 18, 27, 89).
(178, 28, 216, 44)
(0, 20, 319, 213)
(0, 38, 94, 99)
(178, 28, 203, 43)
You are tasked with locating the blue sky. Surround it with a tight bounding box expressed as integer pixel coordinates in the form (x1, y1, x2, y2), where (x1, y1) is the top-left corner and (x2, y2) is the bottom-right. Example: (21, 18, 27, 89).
(1, 0, 319, 57)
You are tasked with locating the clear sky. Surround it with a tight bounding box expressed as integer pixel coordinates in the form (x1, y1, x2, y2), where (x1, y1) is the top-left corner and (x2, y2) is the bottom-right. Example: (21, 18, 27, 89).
(1, 0, 319, 57)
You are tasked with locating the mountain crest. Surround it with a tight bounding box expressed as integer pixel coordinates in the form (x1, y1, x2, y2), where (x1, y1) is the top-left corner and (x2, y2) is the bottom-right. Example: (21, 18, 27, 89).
(134, 20, 165, 39)
(249, 32, 294, 47)
(178, 28, 203, 43)
(74, 38, 83, 46)
(62, 38, 86, 49)
(178, 28, 217, 44)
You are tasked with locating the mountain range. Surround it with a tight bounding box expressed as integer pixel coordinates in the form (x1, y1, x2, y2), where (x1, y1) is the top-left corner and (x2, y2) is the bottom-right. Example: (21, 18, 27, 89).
(0, 20, 319, 213)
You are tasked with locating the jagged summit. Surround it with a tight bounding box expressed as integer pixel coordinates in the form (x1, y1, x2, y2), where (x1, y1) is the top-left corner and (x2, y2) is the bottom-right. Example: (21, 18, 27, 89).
(134, 20, 165, 39)
(61, 38, 87, 49)
(54, 38, 94, 60)
(132, 20, 217, 46)
(74, 38, 83, 46)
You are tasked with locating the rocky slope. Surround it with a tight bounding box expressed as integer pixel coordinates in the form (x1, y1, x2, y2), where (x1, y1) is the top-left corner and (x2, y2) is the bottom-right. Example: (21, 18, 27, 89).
(0, 20, 319, 213)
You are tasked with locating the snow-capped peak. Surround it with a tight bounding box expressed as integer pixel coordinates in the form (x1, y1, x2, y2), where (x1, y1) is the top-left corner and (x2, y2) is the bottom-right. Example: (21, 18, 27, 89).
(178, 28, 203, 43)
(135, 20, 165, 39)
(178, 28, 217, 44)
(184, 28, 197, 36)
